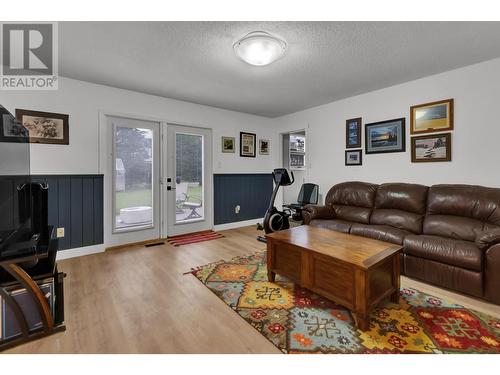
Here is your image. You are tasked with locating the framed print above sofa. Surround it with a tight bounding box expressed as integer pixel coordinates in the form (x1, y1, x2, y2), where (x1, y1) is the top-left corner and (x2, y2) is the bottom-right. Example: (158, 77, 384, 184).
(346, 117, 362, 148)
(345, 149, 362, 166)
(410, 98, 453, 134)
(365, 118, 406, 154)
(411, 132, 451, 162)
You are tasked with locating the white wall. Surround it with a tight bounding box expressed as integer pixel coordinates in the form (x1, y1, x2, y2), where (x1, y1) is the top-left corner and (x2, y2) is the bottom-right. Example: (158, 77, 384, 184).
(2, 56, 500, 255)
(0, 77, 278, 175)
(0, 77, 279, 255)
(275, 57, 500, 204)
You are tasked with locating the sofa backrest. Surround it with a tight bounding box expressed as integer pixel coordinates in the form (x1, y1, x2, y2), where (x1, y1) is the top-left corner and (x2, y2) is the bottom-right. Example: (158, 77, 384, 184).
(424, 184, 500, 241)
(325, 181, 378, 224)
(370, 183, 428, 234)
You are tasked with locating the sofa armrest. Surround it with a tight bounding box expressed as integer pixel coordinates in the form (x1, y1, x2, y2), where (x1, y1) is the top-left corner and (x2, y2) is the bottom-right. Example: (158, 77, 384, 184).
(475, 228, 500, 250)
(485, 243, 500, 304)
(302, 204, 335, 225)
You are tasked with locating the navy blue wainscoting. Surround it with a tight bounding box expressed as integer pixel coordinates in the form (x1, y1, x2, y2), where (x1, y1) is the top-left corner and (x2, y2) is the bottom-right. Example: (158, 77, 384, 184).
(31, 175, 104, 251)
(214, 173, 273, 225)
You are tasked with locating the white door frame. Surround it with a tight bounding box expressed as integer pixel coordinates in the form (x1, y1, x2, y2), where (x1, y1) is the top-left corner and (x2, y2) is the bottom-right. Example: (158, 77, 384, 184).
(99, 111, 164, 248)
(279, 127, 309, 206)
(99, 111, 214, 246)
(163, 123, 213, 237)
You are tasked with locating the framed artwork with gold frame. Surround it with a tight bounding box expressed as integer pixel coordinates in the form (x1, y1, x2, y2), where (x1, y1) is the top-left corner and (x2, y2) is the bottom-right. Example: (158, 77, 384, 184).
(410, 98, 453, 134)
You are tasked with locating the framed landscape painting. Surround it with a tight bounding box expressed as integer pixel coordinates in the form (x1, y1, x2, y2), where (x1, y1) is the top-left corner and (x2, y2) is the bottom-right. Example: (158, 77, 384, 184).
(410, 98, 453, 134)
(345, 149, 362, 166)
(345, 117, 362, 148)
(365, 118, 406, 154)
(411, 133, 451, 162)
(16, 109, 69, 145)
(240, 132, 256, 157)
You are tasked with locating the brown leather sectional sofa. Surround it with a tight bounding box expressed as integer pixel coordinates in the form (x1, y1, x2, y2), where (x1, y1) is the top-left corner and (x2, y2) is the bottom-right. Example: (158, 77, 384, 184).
(302, 182, 500, 304)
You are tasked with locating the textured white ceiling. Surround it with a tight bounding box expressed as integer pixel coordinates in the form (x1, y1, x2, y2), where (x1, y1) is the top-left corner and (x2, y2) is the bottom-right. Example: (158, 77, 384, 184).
(59, 22, 500, 117)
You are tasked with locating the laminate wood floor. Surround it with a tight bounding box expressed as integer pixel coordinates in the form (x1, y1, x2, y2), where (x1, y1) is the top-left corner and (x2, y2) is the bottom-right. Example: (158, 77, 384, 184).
(5, 226, 500, 353)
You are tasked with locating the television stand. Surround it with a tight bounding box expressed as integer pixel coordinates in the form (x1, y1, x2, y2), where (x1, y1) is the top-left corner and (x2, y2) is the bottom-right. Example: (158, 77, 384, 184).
(0, 234, 65, 351)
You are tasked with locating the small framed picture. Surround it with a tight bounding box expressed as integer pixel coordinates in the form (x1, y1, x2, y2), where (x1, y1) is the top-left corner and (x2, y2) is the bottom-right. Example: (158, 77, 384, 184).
(240, 132, 256, 157)
(16, 109, 69, 145)
(410, 98, 453, 134)
(0, 107, 29, 143)
(345, 149, 362, 166)
(411, 133, 451, 163)
(221, 136, 235, 153)
(346, 117, 362, 148)
(259, 139, 270, 155)
(365, 118, 406, 154)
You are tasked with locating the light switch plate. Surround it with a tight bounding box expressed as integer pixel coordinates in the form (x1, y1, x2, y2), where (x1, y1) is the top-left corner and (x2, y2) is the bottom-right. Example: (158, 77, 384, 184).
(56, 227, 65, 238)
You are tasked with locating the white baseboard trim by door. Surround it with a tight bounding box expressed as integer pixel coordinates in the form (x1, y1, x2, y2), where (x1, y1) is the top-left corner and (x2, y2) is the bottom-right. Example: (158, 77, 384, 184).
(56, 244, 106, 261)
(214, 218, 263, 232)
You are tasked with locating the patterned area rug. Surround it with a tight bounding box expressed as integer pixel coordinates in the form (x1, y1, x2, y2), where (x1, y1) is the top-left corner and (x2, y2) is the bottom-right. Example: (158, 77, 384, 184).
(190, 251, 500, 354)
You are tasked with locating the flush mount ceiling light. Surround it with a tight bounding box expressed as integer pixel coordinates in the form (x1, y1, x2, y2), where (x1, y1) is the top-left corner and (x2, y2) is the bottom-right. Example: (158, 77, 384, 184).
(233, 31, 287, 66)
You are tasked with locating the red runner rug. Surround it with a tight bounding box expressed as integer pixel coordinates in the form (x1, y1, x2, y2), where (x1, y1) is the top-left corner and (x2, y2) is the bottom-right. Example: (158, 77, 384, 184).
(167, 230, 224, 247)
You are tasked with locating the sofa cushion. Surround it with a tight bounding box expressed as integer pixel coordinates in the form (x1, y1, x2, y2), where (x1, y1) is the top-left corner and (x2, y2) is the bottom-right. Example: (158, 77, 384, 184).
(375, 183, 428, 214)
(427, 184, 500, 226)
(370, 183, 428, 234)
(371, 209, 424, 234)
(331, 205, 372, 224)
(423, 214, 490, 242)
(403, 234, 483, 271)
(309, 219, 353, 233)
(350, 223, 411, 245)
(325, 181, 378, 224)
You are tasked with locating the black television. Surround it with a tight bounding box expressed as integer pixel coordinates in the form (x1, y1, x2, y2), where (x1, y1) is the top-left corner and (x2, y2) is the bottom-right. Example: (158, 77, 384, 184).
(0, 105, 34, 251)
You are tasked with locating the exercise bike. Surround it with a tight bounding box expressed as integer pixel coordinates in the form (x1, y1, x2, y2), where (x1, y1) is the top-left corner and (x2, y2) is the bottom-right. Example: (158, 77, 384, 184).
(256, 168, 294, 243)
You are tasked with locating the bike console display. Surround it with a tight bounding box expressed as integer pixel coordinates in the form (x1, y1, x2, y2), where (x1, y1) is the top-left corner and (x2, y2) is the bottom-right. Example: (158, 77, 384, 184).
(272, 168, 294, 186)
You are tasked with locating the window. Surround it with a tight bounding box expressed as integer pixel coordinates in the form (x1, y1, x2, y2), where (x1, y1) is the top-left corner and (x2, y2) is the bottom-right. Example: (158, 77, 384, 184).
(113, 125, 154, 231)
(175, 133, 204, 223)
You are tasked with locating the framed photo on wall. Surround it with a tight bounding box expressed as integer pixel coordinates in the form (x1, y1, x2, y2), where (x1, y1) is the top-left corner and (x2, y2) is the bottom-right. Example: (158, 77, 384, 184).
(411, 132, 451, 162)
(365, 118, 406, 154)
(259, 139, 270, 155)
(345, 149, 362, 166)
(410, 98, 453, 134)
(221, 136, 235, 153)
(240, 132, 256, 157)
(16, 109, 69, 145)
(0, 109, 29, 143)
(345, 117, 362, 148)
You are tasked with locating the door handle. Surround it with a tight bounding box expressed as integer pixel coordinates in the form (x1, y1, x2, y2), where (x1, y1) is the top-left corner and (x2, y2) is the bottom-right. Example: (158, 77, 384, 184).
(167, 186, 176, 191)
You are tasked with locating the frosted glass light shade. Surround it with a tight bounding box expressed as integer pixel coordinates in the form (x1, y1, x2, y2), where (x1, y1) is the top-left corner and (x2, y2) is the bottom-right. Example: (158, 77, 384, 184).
(233, 31, 287, 66)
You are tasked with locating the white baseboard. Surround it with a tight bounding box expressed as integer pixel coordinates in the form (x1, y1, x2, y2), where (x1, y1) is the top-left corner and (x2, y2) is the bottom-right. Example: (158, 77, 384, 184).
(214, 217, 263, 232)
(56, 244, 106, 260)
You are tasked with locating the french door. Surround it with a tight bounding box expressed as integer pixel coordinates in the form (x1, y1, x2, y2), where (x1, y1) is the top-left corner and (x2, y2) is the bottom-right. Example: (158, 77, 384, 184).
(164, 124, 213, 237)
(105, 115, 161, 247)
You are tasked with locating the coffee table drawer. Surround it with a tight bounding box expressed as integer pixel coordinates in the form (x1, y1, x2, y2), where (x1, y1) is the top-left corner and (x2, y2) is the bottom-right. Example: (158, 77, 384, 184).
(311, 255, 354, 308)
(273, 243, 301, 281)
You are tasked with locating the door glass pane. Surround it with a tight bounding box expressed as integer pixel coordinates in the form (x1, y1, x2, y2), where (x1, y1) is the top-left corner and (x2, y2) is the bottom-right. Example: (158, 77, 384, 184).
(175, 133, 204, 223)
(114, 126, 153, 230)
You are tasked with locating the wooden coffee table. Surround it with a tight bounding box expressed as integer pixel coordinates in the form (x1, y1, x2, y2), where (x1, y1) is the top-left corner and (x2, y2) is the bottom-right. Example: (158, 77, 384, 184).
(266, 225, 402, 330)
